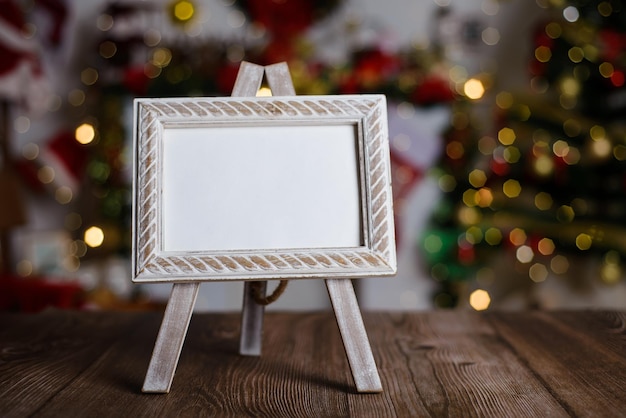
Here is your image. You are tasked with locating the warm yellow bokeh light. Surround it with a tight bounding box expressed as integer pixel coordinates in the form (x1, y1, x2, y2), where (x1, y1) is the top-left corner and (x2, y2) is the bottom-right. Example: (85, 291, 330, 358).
(590, 125, 606, 140)
(551, 255, 570, 274)
(75, 123, 95, 145)
(599, 62, 614, 78)
(458, 206, 482, 225)
(464, 78, 485, 99)
(465, 226, 483, 244)
(553, 140, 570, 157)
(614, 144, 626, 161)
(560, 76, 580, 96)
(55, 186, 73, 205)
(562, 146, 581, 164)
(509, 228, 527, 246)
(463, 189, 479, 207)
(80, 67, 99, 85)
(538, 238, 555, 255)
(485, 227, 502, 246)
(529, 263, 549, 283)
(498, 127, 516, 145)
(592, 137, 612, 158)
(503, 146, 521, 163)
(535, 192, 553, 210)
(173, 1, 195, 22)
(601, 263, 621, 284)
(477, 187, 493, 208)
(576, 233, 592, 250)
(256, 87, 272, 97)
(22, 143, 39, 160)
(468, 169, 487, 188)
(545, 22, 562, 39)
(37, 166, 55, 184)
(152, 48, 172, 67)
(534, 155, 554, 176)
(469, 289, 491, 311)
(563, 119, 581, 137)
(535, 45, 552, 62)
(556, 205, 575, 223)
(598, 1, 613, 17)
(495, 91, 514, 109)
(446, 141, 465, 159)
(568, 46, 584, 63)
(503, 179, 522, 198)
(601, 250, 621, 284)
(84, 226, 105, 248)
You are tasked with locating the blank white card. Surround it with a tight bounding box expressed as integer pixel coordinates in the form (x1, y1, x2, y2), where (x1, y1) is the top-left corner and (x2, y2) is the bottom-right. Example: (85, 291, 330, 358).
(162, 124, 362, 252)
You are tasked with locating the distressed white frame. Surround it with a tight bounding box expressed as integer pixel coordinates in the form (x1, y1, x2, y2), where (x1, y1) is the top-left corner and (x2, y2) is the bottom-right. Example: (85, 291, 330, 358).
(132, 95, 396, 283)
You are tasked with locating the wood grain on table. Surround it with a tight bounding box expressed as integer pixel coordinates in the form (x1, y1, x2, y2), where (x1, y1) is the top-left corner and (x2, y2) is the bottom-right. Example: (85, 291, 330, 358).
(1, 310, 624, 417)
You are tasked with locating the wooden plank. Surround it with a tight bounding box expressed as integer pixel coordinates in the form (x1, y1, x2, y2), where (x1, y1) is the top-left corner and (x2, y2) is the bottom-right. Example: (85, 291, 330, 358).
(175, 312, 350, 416)
(4, 311, 626, 416)
(326, 279, 382, 393)
(349, 311, 569, 417)
(32, 312, 352, 417)
(230, 61, 264, 97)
(142, 282, 200, 393)
(31, 311, 166, 417)
(548, 310, 626, 361)
(239, 281, 266, 356)
(265, 62, 296, 96)
(488, 311, 626, 417)
(0, 310, 144, 417)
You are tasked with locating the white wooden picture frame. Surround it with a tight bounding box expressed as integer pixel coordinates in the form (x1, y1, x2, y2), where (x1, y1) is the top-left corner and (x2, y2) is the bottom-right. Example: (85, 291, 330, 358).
(132, 95, 396, 283)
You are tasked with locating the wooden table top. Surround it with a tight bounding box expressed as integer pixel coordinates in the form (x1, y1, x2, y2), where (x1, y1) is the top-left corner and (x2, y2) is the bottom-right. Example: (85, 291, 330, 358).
(1, 309, 625, 417)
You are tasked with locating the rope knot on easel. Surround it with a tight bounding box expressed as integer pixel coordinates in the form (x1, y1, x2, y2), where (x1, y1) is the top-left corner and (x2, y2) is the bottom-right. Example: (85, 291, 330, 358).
(250, 280, 288, 305)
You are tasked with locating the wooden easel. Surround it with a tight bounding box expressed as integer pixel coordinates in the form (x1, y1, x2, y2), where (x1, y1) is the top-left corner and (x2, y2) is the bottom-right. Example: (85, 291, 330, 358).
(142, 62, 382, 394)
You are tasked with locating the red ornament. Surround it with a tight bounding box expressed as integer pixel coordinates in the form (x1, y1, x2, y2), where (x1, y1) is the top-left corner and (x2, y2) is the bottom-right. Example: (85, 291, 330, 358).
(411, 76, 455, 105)
(123, 66, 150, 96)
(216, 63, 242, 95)
(356, 49, 399, 85)
(457, 240, 475, 265)
(490, 158, 509, 177)
(599, 29, 626, 63)
(241, 0, 321, 37)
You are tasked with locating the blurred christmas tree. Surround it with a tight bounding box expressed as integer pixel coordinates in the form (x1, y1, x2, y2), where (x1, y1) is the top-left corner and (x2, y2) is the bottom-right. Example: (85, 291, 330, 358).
(423, 0, 626, 309)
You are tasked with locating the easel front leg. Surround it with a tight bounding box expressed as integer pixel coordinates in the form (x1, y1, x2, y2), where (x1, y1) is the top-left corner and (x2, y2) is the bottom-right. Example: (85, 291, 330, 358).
(239, 281, 267, 356)
(142, 282, 200, 393)
(326, 279, 383, 393)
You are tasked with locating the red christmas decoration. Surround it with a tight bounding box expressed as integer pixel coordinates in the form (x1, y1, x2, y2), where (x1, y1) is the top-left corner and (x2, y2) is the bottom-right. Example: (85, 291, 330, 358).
(411, 76, 455, 105)
(17, 130, 89, 195)
(390, 151, 423, 247)
(0, 274, 84, 312)
(0, 0, 47, 111)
